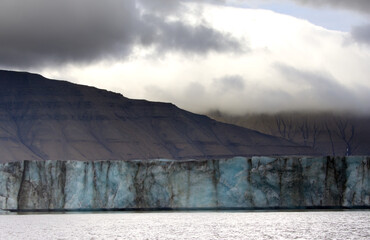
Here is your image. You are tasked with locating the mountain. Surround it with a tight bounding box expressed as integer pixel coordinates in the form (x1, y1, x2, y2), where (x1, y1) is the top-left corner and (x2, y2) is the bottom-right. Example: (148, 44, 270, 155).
(0, 70, 313, 162)
(207, 111, 370, 156)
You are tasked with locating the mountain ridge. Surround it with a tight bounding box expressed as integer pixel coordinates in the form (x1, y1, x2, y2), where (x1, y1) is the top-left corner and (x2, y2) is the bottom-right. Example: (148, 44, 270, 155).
(0, 69, 314, 162)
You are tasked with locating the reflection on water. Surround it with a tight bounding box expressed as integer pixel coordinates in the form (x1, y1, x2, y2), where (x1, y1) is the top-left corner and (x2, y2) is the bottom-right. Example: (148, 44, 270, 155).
(0, 211, 369, 239)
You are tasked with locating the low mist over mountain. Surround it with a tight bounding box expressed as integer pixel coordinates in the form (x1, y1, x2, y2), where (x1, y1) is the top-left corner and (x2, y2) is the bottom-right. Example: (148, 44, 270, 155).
(208, 111, 370, 156)
(0, 70, 313, 162)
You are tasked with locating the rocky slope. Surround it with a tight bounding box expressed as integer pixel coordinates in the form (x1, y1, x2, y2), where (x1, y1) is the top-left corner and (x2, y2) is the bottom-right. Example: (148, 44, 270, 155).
(208, 111, 370, 156)
(0, 70, 313, 162)
(0, 156, 368, 211)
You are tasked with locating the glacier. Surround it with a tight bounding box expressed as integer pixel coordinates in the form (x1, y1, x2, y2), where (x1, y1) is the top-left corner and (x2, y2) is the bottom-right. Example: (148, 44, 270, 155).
(0, 156, 368, 211)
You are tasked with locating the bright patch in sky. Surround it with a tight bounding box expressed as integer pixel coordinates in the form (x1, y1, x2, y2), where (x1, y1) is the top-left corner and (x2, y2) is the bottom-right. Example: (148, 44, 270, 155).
(228, 1, 369, 31)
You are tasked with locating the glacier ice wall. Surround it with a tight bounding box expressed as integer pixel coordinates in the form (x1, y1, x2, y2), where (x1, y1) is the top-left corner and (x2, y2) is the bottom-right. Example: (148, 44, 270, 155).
(0, 156, 368, 211)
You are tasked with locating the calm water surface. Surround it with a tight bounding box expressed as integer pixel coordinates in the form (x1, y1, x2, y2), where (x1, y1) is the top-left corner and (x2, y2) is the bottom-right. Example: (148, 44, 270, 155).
(0, 211, 369, 239)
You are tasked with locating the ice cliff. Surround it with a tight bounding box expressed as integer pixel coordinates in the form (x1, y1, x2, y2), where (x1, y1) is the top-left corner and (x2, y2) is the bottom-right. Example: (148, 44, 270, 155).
(0, 156, 368, 211)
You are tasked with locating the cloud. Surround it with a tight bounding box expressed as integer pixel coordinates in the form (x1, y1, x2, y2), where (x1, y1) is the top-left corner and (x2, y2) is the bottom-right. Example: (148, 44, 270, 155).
(137, 0, 221, 13)
(38, 3, 370, 115)
(288, 0, 370, 14)
(142, 15, 242, 55)
(275, 64, 363, 111)
(145, 73, 295, 114)
(351, 24, 370, 45)
(184, 82, 206, 100)
(137, 0, 181, 13)
(212, 75, 245, 93)
(0, 0, 241, 69)
(143, 62, 370, 115)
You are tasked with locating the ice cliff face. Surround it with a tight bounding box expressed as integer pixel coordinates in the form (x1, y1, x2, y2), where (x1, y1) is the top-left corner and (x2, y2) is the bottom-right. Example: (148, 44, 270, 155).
(0, 156, 368, 211)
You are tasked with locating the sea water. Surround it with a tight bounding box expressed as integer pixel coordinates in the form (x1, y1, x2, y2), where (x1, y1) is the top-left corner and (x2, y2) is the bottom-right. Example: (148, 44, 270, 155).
(0, 211, 368, 239)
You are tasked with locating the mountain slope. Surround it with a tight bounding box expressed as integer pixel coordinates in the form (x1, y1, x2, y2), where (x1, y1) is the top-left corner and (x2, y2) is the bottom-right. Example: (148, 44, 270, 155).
(207, 111, 370, 156)
(0, 70, 313, 162)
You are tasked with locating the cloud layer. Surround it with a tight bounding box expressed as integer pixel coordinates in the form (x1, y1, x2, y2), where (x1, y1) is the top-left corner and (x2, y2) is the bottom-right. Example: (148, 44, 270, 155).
(0, 0, 240, 68)
(352, 24, 370, 45)
(286, 0, 370, 14)
(2, 1, 370, 115)
(44, 4, 369, 115)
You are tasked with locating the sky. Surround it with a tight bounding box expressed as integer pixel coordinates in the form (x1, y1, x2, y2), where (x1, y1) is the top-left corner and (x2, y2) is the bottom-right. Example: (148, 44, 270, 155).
(1, 0, 370, 115)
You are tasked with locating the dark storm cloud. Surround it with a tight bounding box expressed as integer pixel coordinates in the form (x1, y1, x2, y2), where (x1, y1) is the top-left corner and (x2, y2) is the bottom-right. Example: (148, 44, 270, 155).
(289, 0, 370, 14)
(0, 0, 138, 68)
(351, 24, 370, 45)
(143, 15, 242, 55)
(0, 0, 241, 68)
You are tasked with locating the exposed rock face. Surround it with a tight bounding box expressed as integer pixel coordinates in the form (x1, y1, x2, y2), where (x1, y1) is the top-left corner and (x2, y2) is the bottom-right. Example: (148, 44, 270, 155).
(0, 70, 314, 162)
(207, 111, 370, 156)
(0, 156, 368, 211)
